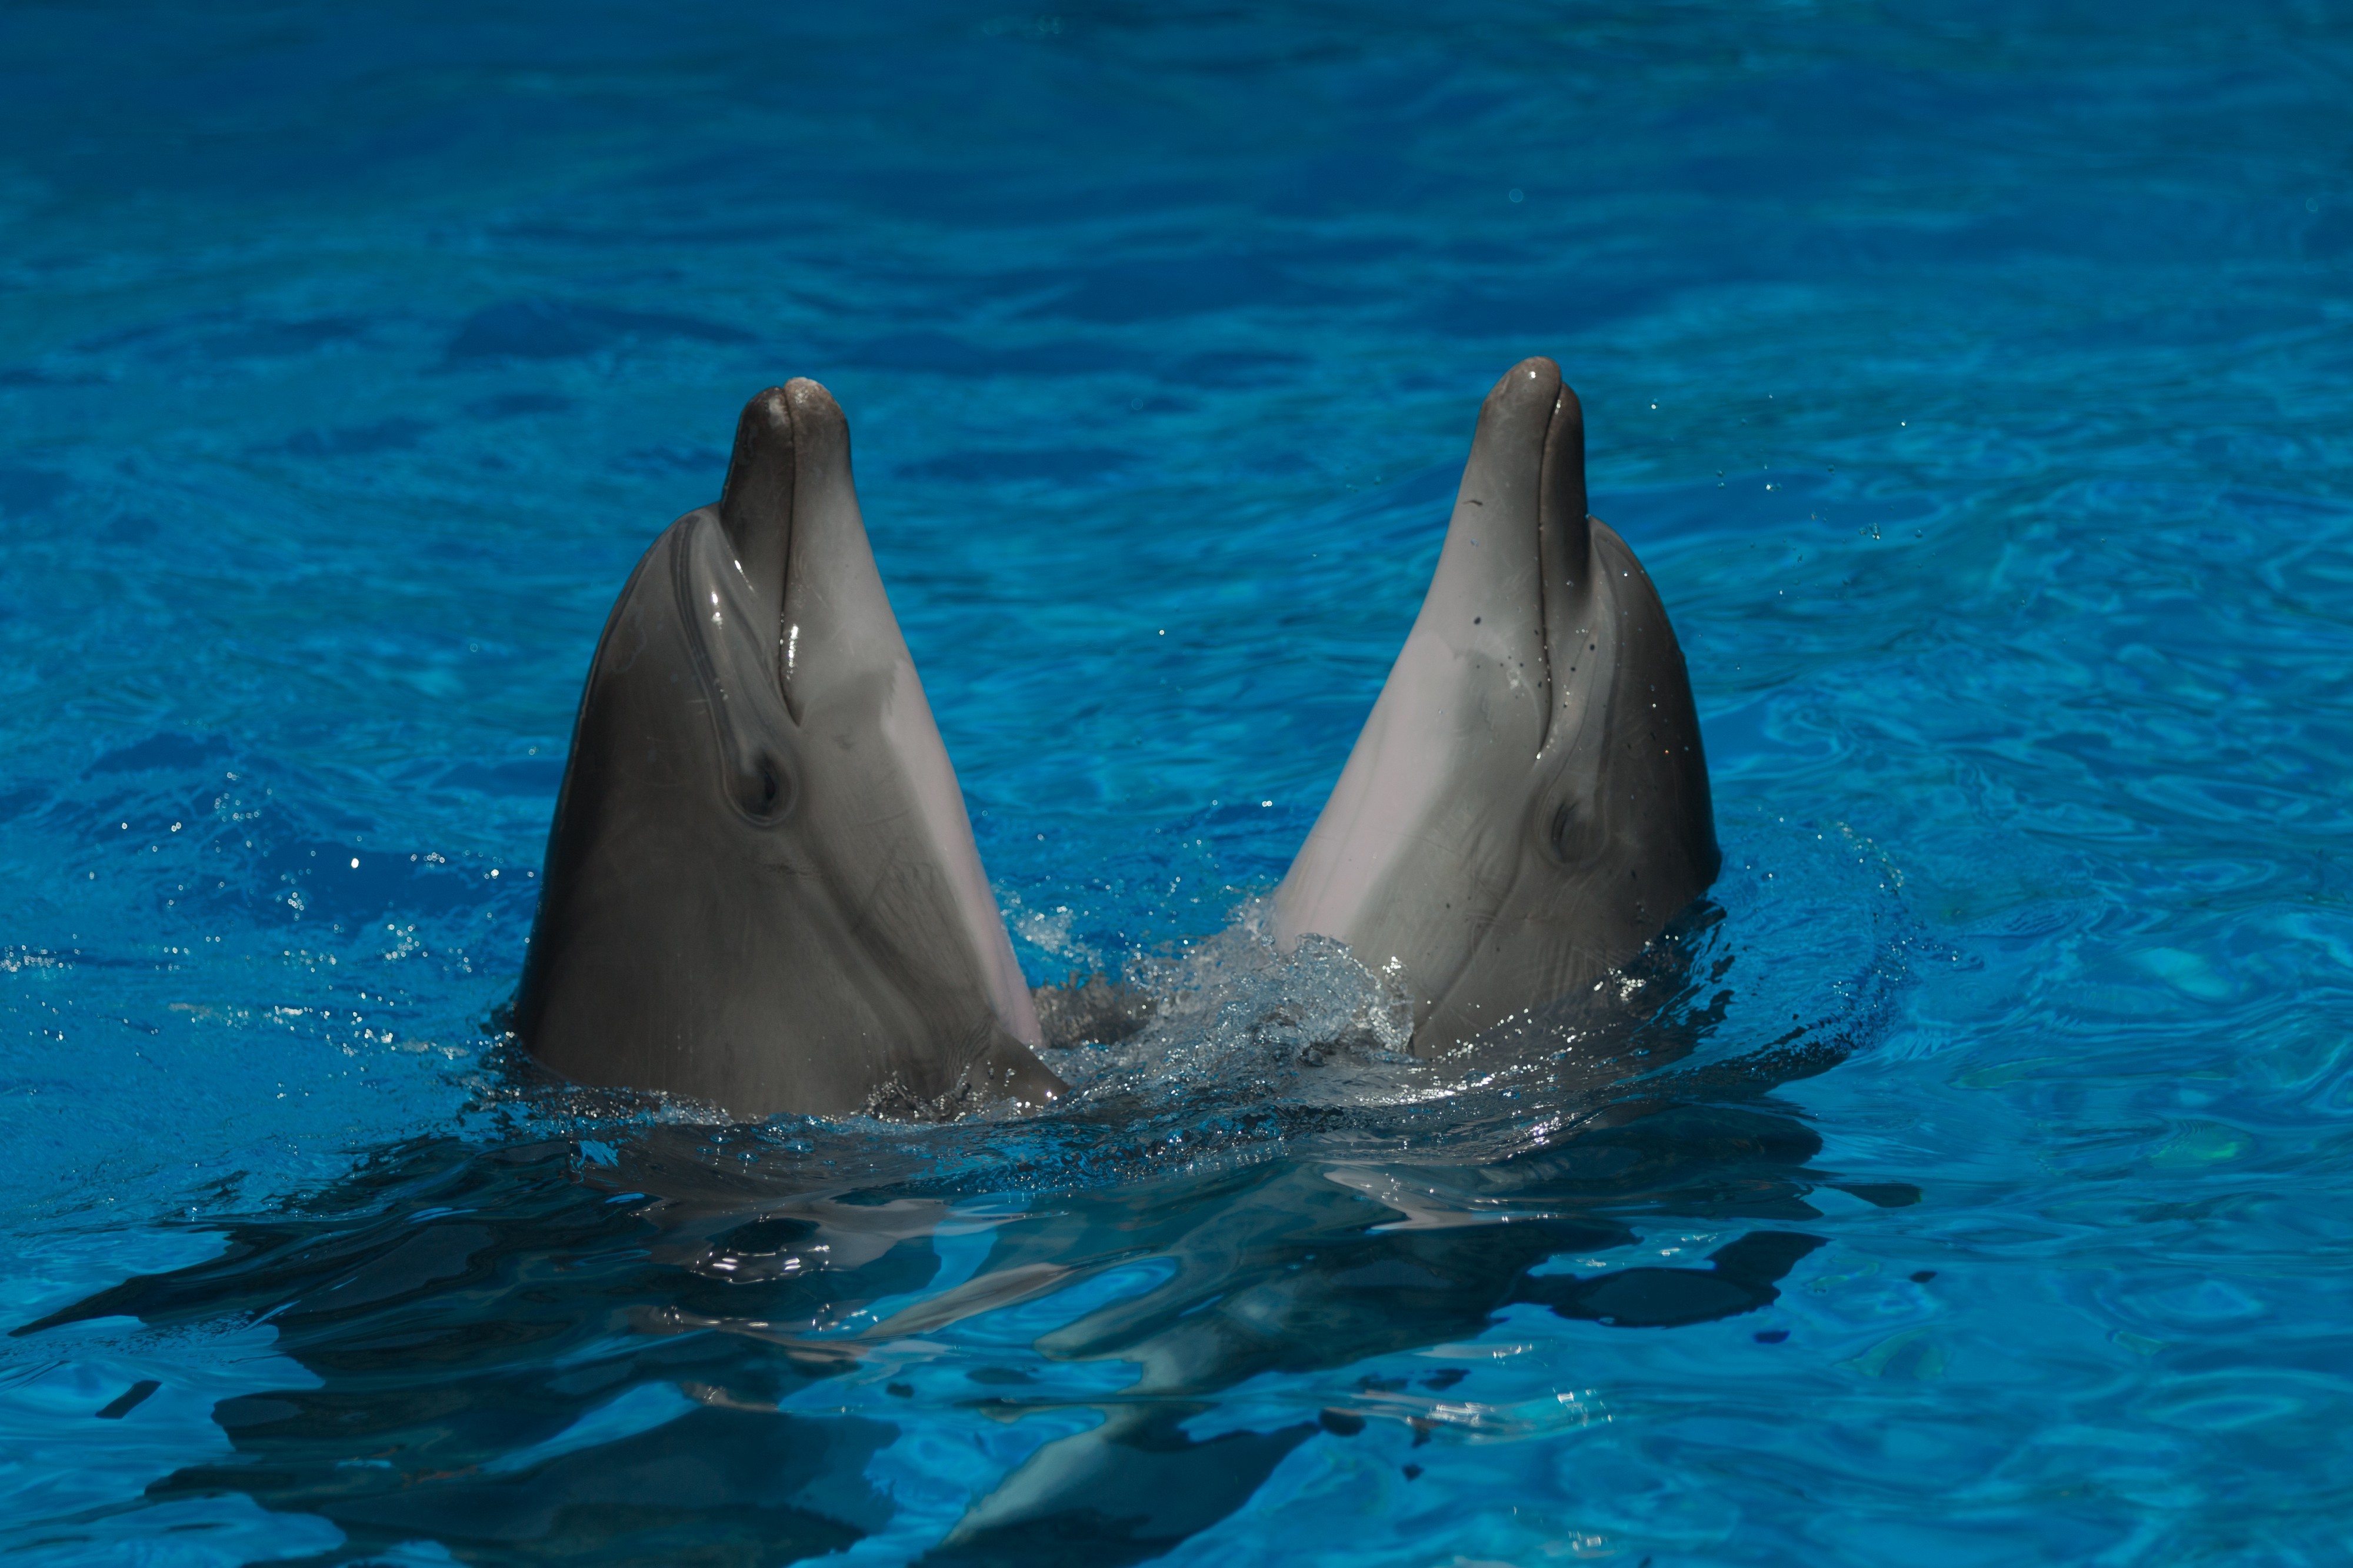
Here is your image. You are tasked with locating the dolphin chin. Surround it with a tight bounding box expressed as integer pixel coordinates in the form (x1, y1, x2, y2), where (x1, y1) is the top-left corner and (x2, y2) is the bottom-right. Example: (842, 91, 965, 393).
(1272, 356, 1720, 1056)
(515, 381, 1064, 1119)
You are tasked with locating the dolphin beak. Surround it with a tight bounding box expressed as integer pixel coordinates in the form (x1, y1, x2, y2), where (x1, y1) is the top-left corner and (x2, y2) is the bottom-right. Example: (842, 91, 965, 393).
(1459, 357, 1596, 751)
(717, 385, 797, 635)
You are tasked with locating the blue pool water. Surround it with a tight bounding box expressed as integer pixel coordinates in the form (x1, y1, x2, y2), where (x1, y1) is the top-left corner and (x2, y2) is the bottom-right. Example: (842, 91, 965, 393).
(4, 3, 2350, 1562)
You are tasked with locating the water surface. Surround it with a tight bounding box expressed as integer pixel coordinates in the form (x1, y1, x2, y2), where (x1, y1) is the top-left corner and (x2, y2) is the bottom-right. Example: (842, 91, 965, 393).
(3, 3, 2350, 1563)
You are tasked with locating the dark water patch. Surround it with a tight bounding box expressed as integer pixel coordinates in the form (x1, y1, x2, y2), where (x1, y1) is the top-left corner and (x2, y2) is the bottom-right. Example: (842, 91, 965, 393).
(88, 733, 234, 775)
(1262, 148, 1427, 218)
(444, 300, 755, 363)
(1947, 194, 2302, 268)
(467, 391, 579, 419)
(95, 1379, 162, 1419)
(1424, 275, 1691, 340)
(204, 314, 375, 361)
(65, 310, 388, 371)
(0, 465, 71, 518)
(902, 448, 1136, 483)
(274, 417, 433, 457)
(440, 758, 565, 799)
(2055, 303, 2326, 352)
(1518, 1230, 1824, 1329)
(1166, 349, 1309, 388)
(0, 365, 100, 387)
(2218, 488, 2353, 539)
(801, 161, 1232, 230)
(2306, 206, 2353, 258)
(1031, 256, 1323, 322)
(0, 783, 48, 823)
(832, 332, 1129, 378)
(613, 444, 726, 478)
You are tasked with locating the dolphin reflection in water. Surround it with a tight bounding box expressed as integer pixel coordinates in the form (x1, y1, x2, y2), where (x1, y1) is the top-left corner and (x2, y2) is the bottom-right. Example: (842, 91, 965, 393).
(18, 1086, 1909, 1563)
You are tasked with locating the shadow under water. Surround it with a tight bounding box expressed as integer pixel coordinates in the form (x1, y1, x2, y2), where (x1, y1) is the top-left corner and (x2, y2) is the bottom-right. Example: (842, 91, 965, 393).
(15, 870, 1915, 1566)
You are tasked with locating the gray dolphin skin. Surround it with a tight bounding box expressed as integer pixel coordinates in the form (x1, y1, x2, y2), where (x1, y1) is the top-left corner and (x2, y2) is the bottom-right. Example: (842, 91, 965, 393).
(1273, 356, 1719, 1055)
(514, 380, 1064, 1118)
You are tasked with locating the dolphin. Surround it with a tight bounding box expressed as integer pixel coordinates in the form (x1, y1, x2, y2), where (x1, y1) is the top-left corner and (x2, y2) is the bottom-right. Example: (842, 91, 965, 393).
(514, 381, 1064, 1118)
(1273, 356, 1719, 1055)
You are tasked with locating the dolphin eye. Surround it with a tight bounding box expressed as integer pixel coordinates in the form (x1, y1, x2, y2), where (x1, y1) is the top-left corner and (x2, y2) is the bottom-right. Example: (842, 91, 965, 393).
(1545, 796, 1600, 866)
(731, 749, 796, 826)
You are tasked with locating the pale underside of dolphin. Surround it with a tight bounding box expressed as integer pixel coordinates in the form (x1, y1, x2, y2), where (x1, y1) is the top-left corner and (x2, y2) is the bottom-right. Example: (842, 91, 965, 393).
(1273, 356, 1720, 1055)
(514, 381, 1064, 1119)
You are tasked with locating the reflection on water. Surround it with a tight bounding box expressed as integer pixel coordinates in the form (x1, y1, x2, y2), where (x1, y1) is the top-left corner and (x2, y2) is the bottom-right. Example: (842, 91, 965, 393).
(18, 865, 1911, 1565)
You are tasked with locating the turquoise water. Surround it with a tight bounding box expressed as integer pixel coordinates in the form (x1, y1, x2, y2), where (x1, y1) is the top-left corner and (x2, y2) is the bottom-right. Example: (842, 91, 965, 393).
(4, 2, 2351, 1562)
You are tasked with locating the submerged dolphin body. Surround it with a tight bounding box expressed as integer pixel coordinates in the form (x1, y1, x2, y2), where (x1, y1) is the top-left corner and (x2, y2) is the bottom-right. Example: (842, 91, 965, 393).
(515, 381, 1063, 1117)
(1274, 358, 1719, 1055)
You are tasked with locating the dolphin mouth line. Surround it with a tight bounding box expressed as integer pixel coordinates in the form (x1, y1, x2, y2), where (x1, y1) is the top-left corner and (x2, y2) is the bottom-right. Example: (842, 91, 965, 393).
(671, 510, 795, 828)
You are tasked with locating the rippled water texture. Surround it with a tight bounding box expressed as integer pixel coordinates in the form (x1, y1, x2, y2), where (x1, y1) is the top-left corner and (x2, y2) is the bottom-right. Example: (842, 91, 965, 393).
(4, 4, 2351, 1563)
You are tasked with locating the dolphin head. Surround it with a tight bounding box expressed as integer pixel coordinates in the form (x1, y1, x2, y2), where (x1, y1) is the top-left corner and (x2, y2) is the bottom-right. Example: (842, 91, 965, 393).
(515, 381, 1059, 1117)
(1274, 356, 1719, 1053)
